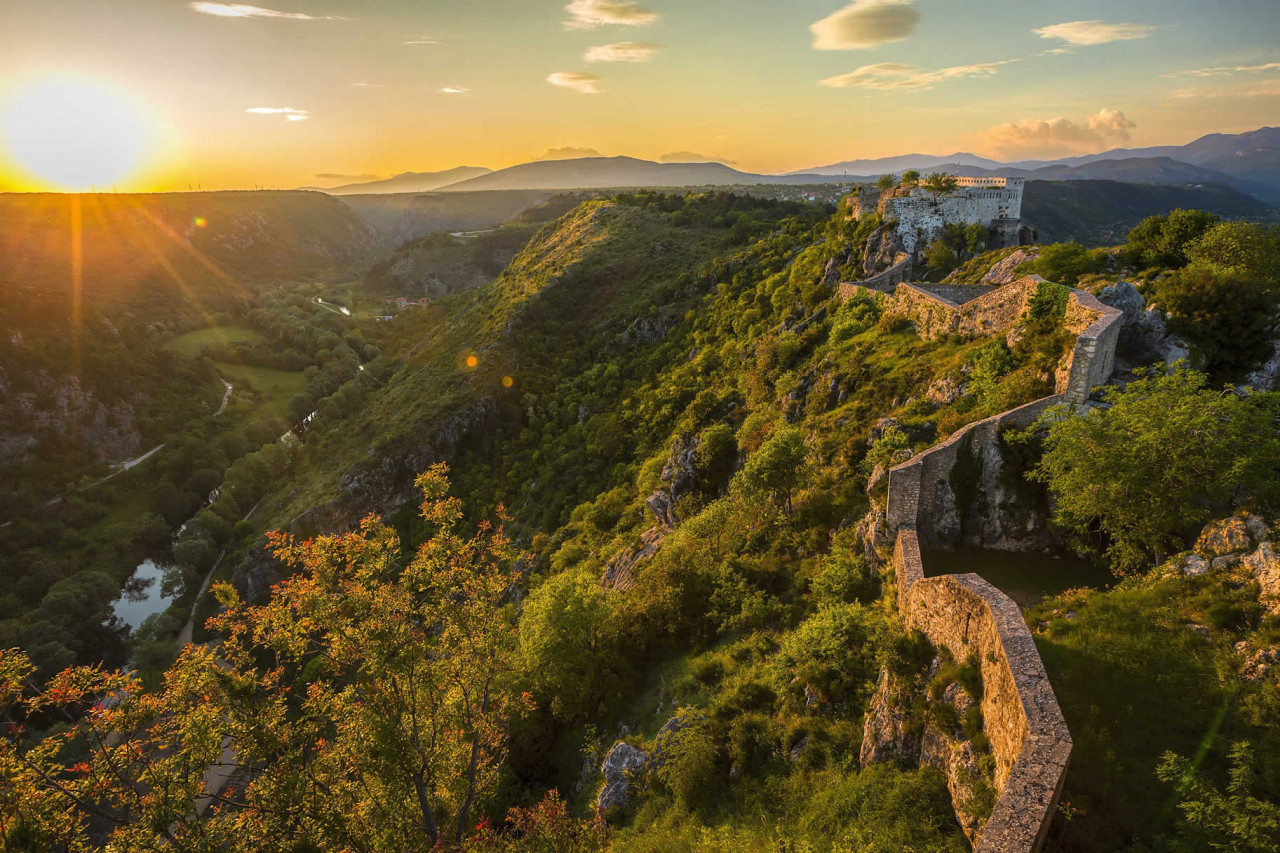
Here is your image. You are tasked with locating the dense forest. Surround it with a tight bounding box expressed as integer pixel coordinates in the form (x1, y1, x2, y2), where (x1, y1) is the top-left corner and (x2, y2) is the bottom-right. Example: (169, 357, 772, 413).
(3, 189, 1280, 851)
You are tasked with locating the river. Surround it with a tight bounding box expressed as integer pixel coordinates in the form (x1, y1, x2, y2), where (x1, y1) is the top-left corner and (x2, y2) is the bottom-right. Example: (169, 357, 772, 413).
(111, 559, 174, 630)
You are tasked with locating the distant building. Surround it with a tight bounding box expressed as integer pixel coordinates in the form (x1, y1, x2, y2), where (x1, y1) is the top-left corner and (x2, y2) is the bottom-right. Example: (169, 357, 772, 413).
(848, 176, 1028, 255)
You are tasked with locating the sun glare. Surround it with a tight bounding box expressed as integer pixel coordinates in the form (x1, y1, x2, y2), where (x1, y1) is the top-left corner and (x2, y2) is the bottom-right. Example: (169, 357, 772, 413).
(1, 76, 154, 190)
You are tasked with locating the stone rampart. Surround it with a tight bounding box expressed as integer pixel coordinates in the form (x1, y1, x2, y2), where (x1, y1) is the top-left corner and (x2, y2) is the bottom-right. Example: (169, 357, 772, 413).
(893, 531, 1072, 853)
(885, 396, 1062, 544)
(871, 275, 1123, 849)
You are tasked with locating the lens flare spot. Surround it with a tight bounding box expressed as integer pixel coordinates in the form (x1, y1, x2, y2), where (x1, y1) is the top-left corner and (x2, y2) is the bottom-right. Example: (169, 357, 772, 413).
(194, 217, 207, 228)
(465, 355, 478, 368)
(502, 376, 514, 388)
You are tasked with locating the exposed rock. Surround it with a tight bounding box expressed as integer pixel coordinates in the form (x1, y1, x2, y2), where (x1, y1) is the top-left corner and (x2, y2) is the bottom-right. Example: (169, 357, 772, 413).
(645, 435, 700, 530)
(804, 683, 825, 710)
(1238, 645, 1280, 681)
(1242, 541, 1280, 615)
(980, 248, 1038, 285)
(925, 376, 965, 406)
(595, 742, 648, 816)
(1098, 281, 1145, 325)
(1179, 553, 1210, 577)
(789, 736, 810, 763)
(920, 725, 987, 843)
(1195, 517, 1256, 559)
(602, 527, 663, 592)
(1098, 281, 1190, 369)
(862, 226, 905, 277)
(860, 670, 921, 767)
(942, 681, 976, 721)
(1246, 337, 1280, 390)
(867, 463, 889, 496)
(1187, 623, 1211, 640)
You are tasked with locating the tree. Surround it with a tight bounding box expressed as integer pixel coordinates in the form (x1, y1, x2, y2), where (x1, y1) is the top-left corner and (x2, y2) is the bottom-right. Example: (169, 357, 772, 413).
(900, 170, 921, 186)
(732, 426, 807, 513)
(875, 174, 898, 191)
(921, 172, 959, 202)
(1024, 368, 1280, 571)
(1153, 262, 1276, 379)
(0, 465, 531, 850)
(1185, 221, 1280, 281)
(1126, 209, 1219, 270)
(519, 569, 617, 721)
(924, 238, 959, 277)
(1022, 241, 1104, 286)
(1157, 742, 1280, 851)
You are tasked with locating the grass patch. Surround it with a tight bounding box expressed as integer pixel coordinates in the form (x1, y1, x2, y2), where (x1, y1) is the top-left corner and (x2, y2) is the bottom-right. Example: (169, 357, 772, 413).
(216, 362, 308, 421)
(1030, 570, 1280, 851)
(166, 324, 268, 358)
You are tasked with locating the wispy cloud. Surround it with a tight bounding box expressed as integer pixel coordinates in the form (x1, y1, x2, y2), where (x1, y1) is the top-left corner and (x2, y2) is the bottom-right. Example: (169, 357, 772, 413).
(534, 147, 603, 161)
(820, 60, 1011, 91)
(440, 86, 471, 95)
(547, 72, 602, 94)
(315, 173, 379, 181)
(979, 108, 1136, 158)
(351, 82, 384, 88)
(189, 2, 344, 20)
(811, 0, 920, 50)
(1033, 20, 1153, 46)
(659, 151, 736, 165)
(247, 106, 310, 121)
(584, 42, 660, 62)
(563, 0, 657, 30)
(1164, 61, 1280, 78)
(403, 36, 440, 45)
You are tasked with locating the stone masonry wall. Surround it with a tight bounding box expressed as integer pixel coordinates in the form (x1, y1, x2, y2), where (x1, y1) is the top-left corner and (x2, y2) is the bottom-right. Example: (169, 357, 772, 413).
(885, 395, 1063, 546)
(894, 531, 1072, 853)
(872, 276, 1122, 850)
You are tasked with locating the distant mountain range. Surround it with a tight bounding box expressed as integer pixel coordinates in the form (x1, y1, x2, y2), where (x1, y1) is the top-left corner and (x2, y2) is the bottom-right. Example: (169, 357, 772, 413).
(311, 167, 492, 195)
(309, 127, 1280, 200)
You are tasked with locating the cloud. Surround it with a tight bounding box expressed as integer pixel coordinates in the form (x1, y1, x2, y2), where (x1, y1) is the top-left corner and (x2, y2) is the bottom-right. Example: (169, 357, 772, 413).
(351, 82, 384, 88)
(315, 173, 379, 181)
(979, 108, 1136, 158)
(659, 152, 736, 165)
(563, 0, 658, 30)
(584, 42, 660, 62)
(1033, 20, 1153, 46)
(247, 106, 310, 121)
(403, 36, 440, 45)
(534, 147, 603, 161)
(440, 86, 471, 95)
(189, 2, 343, 20)
(1164, 61, 1280, 78)
(547, 72, 602, 94)
(811, 0, 920, 50)
(820, 61, 1011, 91)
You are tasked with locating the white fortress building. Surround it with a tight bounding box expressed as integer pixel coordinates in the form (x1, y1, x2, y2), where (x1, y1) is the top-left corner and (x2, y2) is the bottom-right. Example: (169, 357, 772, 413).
(850, 176, 1028, 256)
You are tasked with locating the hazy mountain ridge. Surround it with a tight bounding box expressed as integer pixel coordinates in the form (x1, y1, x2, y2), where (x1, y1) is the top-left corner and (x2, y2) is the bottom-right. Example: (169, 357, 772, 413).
(307, 167, 493, 195)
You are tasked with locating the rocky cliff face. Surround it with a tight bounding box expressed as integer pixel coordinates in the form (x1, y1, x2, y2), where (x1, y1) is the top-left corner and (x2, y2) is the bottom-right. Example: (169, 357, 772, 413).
(0, 372, 142, 467)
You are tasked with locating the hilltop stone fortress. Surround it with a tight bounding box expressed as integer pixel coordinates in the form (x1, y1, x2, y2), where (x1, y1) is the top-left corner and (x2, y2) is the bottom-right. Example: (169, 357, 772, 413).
(842, 276, 1123, 851)
(846, 176, 1032, 290)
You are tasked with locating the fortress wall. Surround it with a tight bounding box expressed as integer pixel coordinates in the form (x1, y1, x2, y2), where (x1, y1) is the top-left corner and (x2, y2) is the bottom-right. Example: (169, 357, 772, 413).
(886, 395, 1063, 545)
(894, 530, 1072, 853)
(883, 190, 1023, 253)
(872, 275, 1124, 850)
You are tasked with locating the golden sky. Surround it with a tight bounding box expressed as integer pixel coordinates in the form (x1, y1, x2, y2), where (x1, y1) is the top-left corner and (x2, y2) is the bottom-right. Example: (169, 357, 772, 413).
(1, 0, 1278, 191)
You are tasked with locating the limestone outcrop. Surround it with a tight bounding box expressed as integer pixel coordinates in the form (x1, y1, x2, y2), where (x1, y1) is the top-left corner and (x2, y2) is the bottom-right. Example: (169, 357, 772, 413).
(1097, 281, 1190, 369)
(595, 742, 648, 815)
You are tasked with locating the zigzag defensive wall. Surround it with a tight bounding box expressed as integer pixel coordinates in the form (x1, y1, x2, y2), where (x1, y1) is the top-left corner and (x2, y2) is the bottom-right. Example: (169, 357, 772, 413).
(841, 276, 1122, 851)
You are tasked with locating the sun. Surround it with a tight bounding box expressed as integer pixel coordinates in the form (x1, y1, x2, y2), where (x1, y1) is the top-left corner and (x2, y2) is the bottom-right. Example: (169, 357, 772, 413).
(1, 76, 154, 191)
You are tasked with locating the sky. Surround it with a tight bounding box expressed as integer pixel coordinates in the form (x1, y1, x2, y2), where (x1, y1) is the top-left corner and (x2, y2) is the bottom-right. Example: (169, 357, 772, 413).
(0, 0, 1278, 191)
